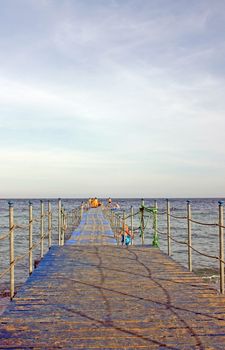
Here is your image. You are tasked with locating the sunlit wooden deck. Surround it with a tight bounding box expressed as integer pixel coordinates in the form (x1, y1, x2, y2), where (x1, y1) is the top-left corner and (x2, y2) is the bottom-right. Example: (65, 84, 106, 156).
(0, 209, 225, 349)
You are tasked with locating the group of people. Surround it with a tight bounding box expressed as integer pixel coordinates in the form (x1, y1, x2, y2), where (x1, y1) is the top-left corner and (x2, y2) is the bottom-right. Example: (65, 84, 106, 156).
(89, 197, 102, 208)
(83, 197, 120, 210)
(81, 197, 133, 246)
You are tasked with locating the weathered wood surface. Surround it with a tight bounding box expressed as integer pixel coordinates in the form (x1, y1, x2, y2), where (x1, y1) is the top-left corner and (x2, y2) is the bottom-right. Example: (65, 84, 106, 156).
(1, 209, 225, 349)
(66, 208, 116, 245)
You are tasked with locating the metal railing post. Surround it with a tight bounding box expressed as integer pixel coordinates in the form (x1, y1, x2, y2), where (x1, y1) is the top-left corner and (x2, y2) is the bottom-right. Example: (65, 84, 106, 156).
(167, 199, 171, 256)
(40, 200, 44, 259)
(80, 203, 84, 220)
(131, 206, 134, 245)
(120, 216, 123, 245)
(219, 201, 224, 294)
(9, 201, 15, 300)
(61, 207, 65, 245)
(152, 200, 159, 247)
(187, 201, 192, 272)
(64, 211, 68, 238)
(113, 211, 116, 230)
(48, 201, 52, 249)
(140, 199, 145, 245)
(29, 201, 33, 275)
(123, 210, 126, 245)
(116, 216, 120, 245)
(58, 198, 62, 246)
(110, 209, 113, 226)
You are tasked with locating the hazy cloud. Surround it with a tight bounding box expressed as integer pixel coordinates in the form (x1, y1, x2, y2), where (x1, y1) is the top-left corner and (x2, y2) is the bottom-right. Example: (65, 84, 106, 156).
(0, 0, 224, 197)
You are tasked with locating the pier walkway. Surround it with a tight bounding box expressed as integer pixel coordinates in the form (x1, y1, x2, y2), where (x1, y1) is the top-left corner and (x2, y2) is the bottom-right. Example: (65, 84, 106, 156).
(1, 209, 225, 349)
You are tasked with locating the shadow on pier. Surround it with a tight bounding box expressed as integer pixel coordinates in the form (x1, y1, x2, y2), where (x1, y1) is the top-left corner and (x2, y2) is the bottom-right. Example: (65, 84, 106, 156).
(0, 209, 225, 349)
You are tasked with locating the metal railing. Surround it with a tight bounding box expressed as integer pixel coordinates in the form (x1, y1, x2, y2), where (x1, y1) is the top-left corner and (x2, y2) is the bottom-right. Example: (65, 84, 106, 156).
(108, 199, 225, 294)
(0, 199, 82, 300)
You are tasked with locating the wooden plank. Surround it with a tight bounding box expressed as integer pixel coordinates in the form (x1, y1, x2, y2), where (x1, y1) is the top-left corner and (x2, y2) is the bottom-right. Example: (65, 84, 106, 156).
(1, 245, 225, 348)
(66, 208, 116, 245)
(0, 209, 225, 348)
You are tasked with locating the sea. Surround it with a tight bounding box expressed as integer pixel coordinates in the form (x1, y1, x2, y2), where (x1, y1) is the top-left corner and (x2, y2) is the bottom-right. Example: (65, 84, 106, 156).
(0, 197, 225, 297)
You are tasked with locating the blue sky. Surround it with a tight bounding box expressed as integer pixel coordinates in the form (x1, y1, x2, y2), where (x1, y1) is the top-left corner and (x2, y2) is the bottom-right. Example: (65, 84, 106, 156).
(0, 0, 225, 198)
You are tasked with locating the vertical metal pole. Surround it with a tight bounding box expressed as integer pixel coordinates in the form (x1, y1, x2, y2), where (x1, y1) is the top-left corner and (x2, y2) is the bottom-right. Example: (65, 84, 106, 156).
(141, 199, 145, 245)
(131, 206, 134, 245)
(72, 209, 75, 230)
(116, 216, 119, 245)
(219, 201, 224, 294)
(123, 210, 126, 245)
(29, 201, 33, 275)
(187, 201, 192, 272)
(9, 202, 14, 300)
(152, 200, 159, 247)
(61, 205, 63, 245)
(80, 202, 84, 221)
(61, 207, 65, 245)
(58, 198, 62, 246)
(111, 211, 115, 237)
(120, 216, 123, 245)
(65, 211, 68, 230)
(113, 211, 116, 230)
(40, 200, 44, 259)
(48, 201, 52, 249)
(167, 199, 171, 256)
(110, 209, 113, 226)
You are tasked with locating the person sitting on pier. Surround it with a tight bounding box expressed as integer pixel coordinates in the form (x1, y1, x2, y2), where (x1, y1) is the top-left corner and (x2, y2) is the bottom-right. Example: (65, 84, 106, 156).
(121, 224, 132, 246)
(125, 228, 134, 246)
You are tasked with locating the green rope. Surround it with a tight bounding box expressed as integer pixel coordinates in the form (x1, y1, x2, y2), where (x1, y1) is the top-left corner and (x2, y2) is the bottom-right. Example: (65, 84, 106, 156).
(143, 205, 159, 247)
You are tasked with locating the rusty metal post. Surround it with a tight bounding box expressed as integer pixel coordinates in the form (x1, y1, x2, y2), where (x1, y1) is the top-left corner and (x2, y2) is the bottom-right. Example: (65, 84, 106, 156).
(131, 206, 134, 245)
(48, 201, 52, 249)
(58, 198, 62, 246)
(9, 202, 15, 300)
(219, 201, 224, 294)
(187, 201, 192, 272)
(29, 201, 33, 275)
(40, 200, 44, 259)
(166, 199, 171, 256)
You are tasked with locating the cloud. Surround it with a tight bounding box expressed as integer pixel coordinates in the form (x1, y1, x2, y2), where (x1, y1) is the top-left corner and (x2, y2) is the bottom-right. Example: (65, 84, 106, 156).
(0, 0, 225, 196)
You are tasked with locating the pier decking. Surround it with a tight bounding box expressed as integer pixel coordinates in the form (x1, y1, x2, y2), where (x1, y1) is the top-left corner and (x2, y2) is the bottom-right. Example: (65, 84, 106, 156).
(1, 208, 225, 349)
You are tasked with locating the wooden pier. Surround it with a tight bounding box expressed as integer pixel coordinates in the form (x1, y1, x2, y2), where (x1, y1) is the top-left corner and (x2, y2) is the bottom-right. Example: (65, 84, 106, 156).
(1, 208, 225, 349)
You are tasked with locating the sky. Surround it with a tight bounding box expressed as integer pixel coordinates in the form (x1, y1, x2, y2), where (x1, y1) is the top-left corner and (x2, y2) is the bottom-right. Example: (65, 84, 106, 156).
(0, 0, 225, 198)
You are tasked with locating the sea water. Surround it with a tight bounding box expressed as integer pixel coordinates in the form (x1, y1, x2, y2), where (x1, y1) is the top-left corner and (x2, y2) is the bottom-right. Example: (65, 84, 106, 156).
(0, 198, 224, 293)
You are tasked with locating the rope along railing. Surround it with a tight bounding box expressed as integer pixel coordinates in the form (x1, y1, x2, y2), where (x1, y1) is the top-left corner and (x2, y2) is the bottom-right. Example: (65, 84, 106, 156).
(107, 199, 158, 247)
(108, 198, 225, 294)
(0, 199, 82, 300)
(156, 199, 225, 294)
